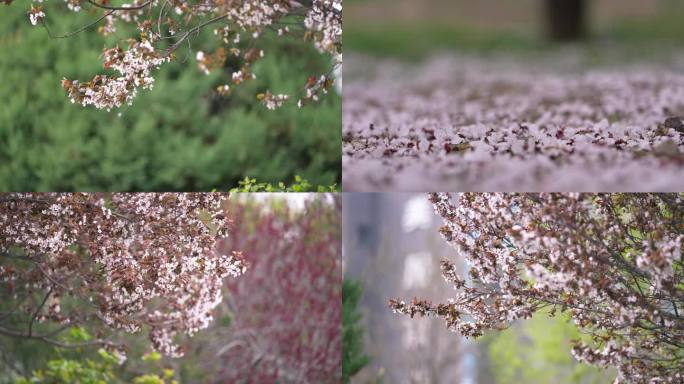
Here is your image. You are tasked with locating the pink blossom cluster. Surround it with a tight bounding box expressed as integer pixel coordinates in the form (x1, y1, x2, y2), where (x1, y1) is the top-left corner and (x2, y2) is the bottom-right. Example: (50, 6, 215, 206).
(258, 91, 290, 110)
(390, 193, 684, 383)
(343, 55, 684, 191)
(0, 193, 246, 359)
(28, 4, 45, 25)
(63, 40, 169, 110)
(304, 0, 341, 56)
(20, 0, 342, 110)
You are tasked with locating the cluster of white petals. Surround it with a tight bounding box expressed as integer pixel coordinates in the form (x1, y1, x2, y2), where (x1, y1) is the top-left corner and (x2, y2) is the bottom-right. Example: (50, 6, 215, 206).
(63, 41, 169, 110)
(344, 54, 684, 191)
(259, 91, 289, 110)
(0, 193, 247, 357)
(28, 5, 45, 25)
(390, 193, 683, 383)
(305, 0, 342, 57)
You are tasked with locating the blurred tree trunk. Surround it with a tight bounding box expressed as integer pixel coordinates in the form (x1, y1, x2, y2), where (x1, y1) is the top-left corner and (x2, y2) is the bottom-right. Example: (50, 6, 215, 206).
(544, 0, 586, 41)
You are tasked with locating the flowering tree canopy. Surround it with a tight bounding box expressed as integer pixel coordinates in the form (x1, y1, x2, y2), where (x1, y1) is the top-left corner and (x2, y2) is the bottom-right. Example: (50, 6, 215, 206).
(191, 195, 341, 383)
(17, 0, 341, 110)
(390, 193, 683, 383)
(0, 193, 246, 360)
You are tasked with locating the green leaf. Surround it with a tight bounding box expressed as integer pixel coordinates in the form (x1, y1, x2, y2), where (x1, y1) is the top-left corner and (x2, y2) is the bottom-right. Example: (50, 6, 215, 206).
(66, 326, 92, 342)
(142, 351, 162, 362)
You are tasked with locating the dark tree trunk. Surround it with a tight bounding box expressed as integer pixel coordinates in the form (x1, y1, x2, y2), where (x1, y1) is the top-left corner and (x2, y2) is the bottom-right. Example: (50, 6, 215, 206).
(545, 0, 587, 41)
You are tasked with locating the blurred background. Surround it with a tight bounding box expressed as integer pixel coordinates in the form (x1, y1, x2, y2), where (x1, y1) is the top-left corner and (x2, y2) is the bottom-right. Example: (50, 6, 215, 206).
(1, 193, 341, 383)
(0, 6, 340, 191)
(345, 0, 684, 59)
(342, 193, 615, 384)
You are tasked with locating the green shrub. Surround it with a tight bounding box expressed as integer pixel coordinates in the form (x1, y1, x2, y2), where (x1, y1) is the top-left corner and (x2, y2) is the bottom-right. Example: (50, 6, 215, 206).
(229, 175, 338, 192)
(14, 349, 177, 384)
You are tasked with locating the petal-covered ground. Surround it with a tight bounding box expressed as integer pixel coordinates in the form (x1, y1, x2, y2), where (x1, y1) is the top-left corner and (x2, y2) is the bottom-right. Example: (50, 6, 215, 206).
(343, 53, 684, 191)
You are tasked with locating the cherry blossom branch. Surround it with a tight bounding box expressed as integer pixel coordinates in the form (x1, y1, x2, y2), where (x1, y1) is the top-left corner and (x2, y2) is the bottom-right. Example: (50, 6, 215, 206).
(21, 0, 341, 110)
(86, 0, 152, 11)
(40, 9, 116, 39)
(0, 323, 114, 349)
(1, 193, 247, 359)
(390, 193, 684, 384)
(163, 14, 228, 57)
(27, 287, 53, 337)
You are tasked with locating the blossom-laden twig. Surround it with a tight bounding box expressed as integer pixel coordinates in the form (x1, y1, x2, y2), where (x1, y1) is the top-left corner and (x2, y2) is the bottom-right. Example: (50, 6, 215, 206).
(0, 193, 247, 360)
(390, 193, 684, 384)
(17, 0, 342, 110)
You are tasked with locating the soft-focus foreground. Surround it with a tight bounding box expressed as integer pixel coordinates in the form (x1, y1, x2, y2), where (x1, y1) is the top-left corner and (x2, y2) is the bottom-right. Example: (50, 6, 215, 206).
(344, 193, 683, 384)
(0, 193, 341, 383)
(343, 0, 684, 191)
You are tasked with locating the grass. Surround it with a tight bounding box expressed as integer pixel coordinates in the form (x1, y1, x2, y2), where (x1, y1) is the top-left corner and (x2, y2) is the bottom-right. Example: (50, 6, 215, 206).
(344, 3, 684, 60)
(344, 23, 545, 60)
